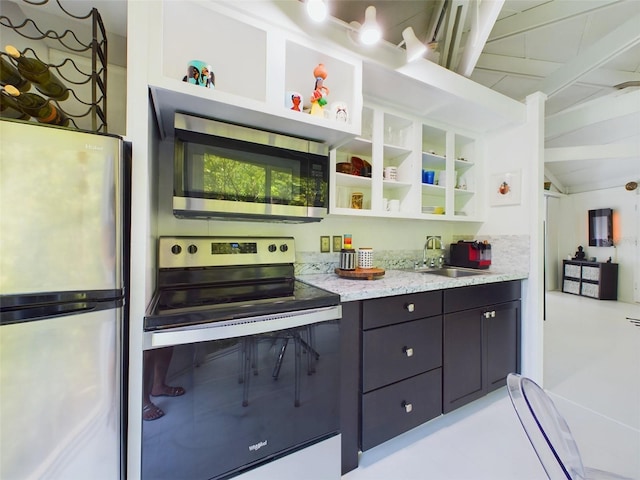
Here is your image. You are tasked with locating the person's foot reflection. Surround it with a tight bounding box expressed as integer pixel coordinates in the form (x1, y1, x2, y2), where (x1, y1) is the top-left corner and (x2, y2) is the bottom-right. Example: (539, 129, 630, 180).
(143, 347, 185, 421)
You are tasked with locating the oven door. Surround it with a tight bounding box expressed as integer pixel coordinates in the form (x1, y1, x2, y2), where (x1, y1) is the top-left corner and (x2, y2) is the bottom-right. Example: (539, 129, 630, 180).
(141, 308, 341, 480)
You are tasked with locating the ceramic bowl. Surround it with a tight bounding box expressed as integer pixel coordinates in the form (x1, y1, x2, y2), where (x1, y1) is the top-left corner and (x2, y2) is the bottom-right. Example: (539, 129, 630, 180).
(336, 162, 354, 174)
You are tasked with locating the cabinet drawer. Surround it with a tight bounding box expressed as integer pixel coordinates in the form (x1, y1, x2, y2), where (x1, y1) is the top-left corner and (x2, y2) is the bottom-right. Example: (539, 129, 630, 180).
(581, 282, 599, 298)
(361, 369, 442, 451)
(581, 266, 600, 281)
(443, 281, 521, 313)
(362, 317, 442, 392)
(564, 263, 581, 278)
(363, 291, 441, 329)
(563, 279, 580, 294)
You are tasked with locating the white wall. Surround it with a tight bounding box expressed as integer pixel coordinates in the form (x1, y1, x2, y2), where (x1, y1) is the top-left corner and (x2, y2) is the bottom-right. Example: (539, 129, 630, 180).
(553, 187, 639, 303)
(154, 138, 479, 255)
(545, 195, 562, 291)
(480, 122, 533, 236)
(479, 93, 546, 384)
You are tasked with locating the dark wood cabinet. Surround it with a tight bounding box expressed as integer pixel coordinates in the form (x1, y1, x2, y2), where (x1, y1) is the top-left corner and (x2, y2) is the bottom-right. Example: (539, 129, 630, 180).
(442, 281, 521, 413)
(340, 301, 361, 475)
(361, 369, 441, 451)
(360, 291, 443, 452)
(362, 316, 442, 393)
(562, 260, 618, 300)
(340, 281, 522, 473)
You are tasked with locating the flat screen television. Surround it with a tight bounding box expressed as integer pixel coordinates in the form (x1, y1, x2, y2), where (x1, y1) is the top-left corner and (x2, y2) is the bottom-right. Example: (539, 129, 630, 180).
(588, 208, 613, 247)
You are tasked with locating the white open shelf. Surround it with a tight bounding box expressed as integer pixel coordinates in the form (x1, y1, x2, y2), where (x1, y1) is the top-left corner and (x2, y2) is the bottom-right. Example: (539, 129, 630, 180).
(149, 0, 362, 146)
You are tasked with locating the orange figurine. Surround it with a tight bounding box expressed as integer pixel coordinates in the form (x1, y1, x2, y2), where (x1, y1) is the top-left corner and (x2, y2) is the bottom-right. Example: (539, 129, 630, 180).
(310, 63, 330, 117)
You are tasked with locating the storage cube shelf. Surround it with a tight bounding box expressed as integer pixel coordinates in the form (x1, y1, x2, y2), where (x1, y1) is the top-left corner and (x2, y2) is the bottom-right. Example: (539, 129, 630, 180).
(562, 260, 618, 300)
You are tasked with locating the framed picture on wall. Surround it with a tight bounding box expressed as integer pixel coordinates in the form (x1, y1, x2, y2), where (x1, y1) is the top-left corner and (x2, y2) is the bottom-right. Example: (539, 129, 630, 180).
(490, 170, 521, 206)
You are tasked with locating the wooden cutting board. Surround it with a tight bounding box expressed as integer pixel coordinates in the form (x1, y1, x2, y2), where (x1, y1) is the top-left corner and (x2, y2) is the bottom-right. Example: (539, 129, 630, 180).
(335, 267, 385, 280)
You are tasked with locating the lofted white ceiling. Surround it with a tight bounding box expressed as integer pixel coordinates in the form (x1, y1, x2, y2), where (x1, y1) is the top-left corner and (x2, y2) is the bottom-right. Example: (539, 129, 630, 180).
(5, 0, 638, 194)
(331, 0, 640, 194)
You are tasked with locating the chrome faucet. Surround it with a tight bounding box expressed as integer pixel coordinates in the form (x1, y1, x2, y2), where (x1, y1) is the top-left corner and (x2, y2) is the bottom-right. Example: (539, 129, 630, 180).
(423, 235, 444, 267)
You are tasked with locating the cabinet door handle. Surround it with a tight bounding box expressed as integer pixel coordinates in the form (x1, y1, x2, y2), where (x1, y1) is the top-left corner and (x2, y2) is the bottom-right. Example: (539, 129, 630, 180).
(491, 310, 496, 318)
(401, 401, 413, 413)
(403, 346, 414, 357)
(484, 311, 490, 319)
(405, 303, 415, 312)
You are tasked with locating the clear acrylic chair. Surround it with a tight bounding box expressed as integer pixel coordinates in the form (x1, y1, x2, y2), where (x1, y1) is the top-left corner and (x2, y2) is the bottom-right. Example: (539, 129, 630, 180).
(506, 373, 632, 480)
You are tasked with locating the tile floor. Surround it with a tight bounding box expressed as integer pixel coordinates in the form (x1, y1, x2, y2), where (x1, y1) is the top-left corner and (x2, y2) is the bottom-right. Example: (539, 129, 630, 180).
(342, 292, 640, 479)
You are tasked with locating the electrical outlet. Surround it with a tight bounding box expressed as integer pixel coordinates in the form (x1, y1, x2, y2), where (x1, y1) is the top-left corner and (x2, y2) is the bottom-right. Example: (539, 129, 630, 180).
(333, 236, 343, 252)
(320, 236, 330, 253)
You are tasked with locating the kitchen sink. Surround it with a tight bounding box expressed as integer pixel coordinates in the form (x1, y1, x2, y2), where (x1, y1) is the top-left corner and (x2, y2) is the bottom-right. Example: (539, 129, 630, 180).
(407, 266, 487, 277)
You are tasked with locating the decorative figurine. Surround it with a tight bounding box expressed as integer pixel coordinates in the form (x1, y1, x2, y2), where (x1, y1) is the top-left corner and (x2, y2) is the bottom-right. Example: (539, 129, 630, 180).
(310, 63, 329, 117)
(183, 60, 214, 88)
(574, 245, 586, 260)
(285, 91, 303, 111)
(331, 101, 348, 122)
(202, 65, 215, 88)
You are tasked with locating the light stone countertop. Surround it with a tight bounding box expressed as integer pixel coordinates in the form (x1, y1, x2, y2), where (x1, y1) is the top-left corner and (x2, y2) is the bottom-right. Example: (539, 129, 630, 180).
(298, 268, 528, 303)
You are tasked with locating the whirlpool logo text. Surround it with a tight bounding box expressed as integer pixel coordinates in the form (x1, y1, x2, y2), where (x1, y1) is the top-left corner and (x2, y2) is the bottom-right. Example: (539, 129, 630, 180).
(249, 440, 267, 452)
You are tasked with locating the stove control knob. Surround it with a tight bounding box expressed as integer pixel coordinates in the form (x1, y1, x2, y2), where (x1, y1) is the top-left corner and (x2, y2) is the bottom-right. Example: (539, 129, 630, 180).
(268, 244, 277, 253)
(171, 244, 182, 255)
(279, 244, 288, 253)
(188, 244, 198, 254)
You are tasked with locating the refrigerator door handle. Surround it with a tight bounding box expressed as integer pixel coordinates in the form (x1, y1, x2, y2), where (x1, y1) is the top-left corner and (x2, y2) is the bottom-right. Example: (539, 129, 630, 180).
(1, 299, 122, 325)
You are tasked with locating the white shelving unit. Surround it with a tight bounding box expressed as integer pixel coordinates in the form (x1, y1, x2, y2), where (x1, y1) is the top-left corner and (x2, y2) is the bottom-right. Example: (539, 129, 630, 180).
(331, 102, 483, 222)
(146, 1, 362, 147)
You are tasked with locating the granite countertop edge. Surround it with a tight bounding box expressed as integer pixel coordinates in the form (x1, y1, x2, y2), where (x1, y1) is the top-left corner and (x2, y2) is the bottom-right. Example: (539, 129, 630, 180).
(298, 268, 529, 303)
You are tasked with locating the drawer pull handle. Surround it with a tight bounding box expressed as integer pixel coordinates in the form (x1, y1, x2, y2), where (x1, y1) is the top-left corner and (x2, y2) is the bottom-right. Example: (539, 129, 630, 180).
(401, 401, 413, 413)
(405, 303, 415, 312)
(491, 310, 496, 318)
(403, 346, 414, 357)
(484, 311, 490, 319)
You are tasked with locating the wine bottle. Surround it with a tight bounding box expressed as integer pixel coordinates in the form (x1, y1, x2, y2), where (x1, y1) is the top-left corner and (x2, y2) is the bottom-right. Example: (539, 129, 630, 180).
(1, 55, 31, 92)
(0, 87, 31, 120)
(5, 45, 69, 101)
(3, 84, 69, 126)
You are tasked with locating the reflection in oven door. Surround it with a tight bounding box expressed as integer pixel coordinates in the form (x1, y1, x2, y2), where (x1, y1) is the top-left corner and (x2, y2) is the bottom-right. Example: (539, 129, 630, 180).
(141, 319, 340, 480)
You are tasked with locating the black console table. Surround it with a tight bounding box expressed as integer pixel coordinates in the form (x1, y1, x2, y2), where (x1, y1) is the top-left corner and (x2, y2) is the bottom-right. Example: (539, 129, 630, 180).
(562, 260, 618, 300)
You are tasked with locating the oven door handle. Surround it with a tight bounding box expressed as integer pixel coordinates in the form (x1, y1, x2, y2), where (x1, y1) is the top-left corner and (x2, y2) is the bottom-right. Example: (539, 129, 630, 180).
(143, 305, 341, 350)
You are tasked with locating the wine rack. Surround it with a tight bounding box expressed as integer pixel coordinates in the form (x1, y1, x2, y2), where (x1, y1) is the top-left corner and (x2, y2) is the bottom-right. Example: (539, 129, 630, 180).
(0, 0, 108, 132)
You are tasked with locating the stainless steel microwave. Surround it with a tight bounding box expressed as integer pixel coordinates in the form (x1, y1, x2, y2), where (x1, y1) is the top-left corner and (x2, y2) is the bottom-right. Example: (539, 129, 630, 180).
(173, 113, 329, 222)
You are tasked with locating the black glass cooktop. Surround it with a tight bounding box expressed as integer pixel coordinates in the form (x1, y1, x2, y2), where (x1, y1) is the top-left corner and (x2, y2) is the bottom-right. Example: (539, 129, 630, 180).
(144, 279, 339, 331)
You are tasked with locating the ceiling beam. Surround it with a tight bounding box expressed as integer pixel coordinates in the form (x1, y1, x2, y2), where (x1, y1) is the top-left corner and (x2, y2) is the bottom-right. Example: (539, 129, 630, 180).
(546, 143, 640, 162)
(542, 167, 567, 194)
(546, 89, 640, 139)
(488, 0, 622, 42)
(534, 12, 640, 98)
(426, 0, 446, 42)
(456, 0, 504, 77)
(440, 0, 469, 69)
(475, 53, 640, 88)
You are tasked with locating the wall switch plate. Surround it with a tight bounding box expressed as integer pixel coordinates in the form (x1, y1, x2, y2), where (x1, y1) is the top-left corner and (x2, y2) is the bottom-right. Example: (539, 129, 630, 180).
(333, 236, 342, 252)
(320, 236, 330, 253)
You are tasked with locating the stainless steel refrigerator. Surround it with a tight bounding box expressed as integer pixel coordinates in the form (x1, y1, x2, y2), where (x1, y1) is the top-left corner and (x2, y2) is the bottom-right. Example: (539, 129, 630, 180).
(0, 119, 130, 479)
